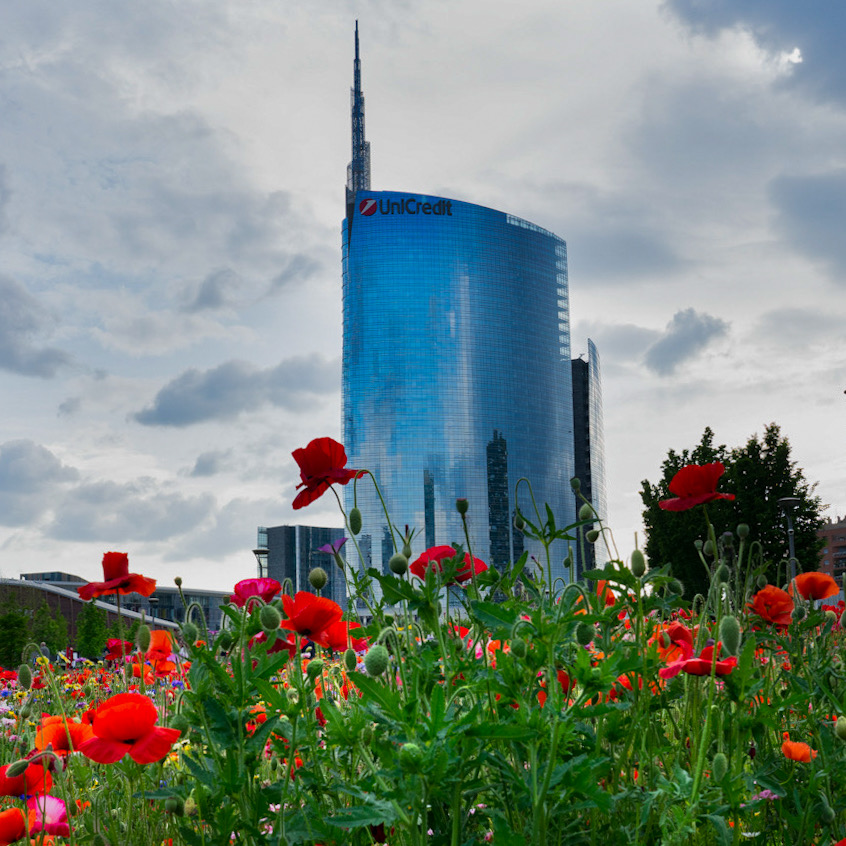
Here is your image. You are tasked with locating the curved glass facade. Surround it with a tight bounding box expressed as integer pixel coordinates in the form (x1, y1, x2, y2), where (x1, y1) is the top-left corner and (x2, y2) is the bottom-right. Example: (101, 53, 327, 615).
(342, 190, 575, 580)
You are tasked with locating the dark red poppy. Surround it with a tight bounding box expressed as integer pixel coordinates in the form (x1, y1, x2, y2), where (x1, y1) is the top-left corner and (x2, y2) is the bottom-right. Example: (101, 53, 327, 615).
(230, 577, 282, 609)
(658, 463, 735, 512)
(279, 591, 343, 647)
(792, 571, 839, 601)
(409, 546, 487, 584)
(0, 762, 52, 797)
(77, 552, 156, 601)
(78, 693, 180, 765)
(292, 437, 360, 510)
(105, 638, 134, 661)
(748, 585, 794, 626)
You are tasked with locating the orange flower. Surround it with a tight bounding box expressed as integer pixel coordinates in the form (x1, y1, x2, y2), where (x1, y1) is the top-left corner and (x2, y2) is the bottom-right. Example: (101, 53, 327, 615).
(781, 732, 817, 762)
(748, 585, 794, 626)
(35, 715, 94, 756)
(0, 808, 27, 846)
(792, 571, 839, 601)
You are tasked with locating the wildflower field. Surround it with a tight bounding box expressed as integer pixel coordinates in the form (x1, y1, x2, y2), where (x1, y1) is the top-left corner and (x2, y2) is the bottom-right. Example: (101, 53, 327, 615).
(2, 437, 846, 845)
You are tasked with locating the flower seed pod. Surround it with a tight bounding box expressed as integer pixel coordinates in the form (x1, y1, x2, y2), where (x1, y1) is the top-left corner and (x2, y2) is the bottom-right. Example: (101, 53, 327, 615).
(630, 549, 646, 578)
(715, 564, 730, 583)
(711, 752, 728, 783)
(308, 567, 328, 590)
(16, 664, 32, 690)
(136, 623, 151, 653)
(578, 503, 594, 521)
(586, 529, 600, 543)
(737, 524, 750, 540)
(835, 716, 846, 741)
(306, 658, 324, 680)
(364, 644, 389, 676)
(703, 539, 716, 558)
(510, 637, 527, 659)
(755, 574, 768, 589)
(349, 507, 362, 536)
(570, 477, 581, 492)
(818, 797, 836, 825)
(344, 648, 358, 672)
(575, 622, 594, 646)
(514, 512, 525, 531)
(165, 796, 185, 816)
(719, 615, 741, 657)
(259, 603, 282, 633)
(456, 498, 469, 515)
(402, 541, 413, 559)
(389, 553, 408, 576)
(182, 622, 199, 644)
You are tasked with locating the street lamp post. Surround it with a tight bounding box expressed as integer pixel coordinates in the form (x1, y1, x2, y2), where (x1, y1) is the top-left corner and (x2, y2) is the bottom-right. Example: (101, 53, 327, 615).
(778, 496, 801, 583)
(253, 548, 269, 579)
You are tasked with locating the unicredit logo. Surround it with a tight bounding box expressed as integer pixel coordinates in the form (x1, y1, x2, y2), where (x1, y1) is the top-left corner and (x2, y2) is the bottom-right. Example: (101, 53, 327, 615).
(359, 197, 453, 217)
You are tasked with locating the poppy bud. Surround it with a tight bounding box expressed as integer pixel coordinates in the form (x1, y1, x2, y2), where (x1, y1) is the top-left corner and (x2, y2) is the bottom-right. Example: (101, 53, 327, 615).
(456, 498, 469, 515)
(399, 742, 424, 773)
(5, 759, 30, 778)
(719, 615, 741, 657)
(165, 796, 185, 816)
(575, 623, 594, 646)
(737, 524, 749, 540)
(586, 529, 600, 543)
(756, 574, 768, 589)
(694, 539, 703, 551)
(818, 797, 835, 825)
(570, 477, 581, 491)
(715, 564, 730, 583)
(703, 540, 716, 558)
(659, 632, 671, 649)
(170, 714, 189, 734)
(361, 723, 374, 746)
(402, 541, 413, 559)
(16, 664, 32, 690)
(669, 579, 684, 596)
(217, 630, 234, 651)
(711, 752, 728, 783)
(182, 622, 199, 644)
(260, 604, 282, 633)
(308, 567, 328, 590)
(344, 648, 358, 672)
(364, 644, 389, 676)
(834, 717, 846, 742)
(349, 507, 362, 536)
(306, 658, 324, 680)
(578, 503, 594, 521)
(825, 609, 837, 627)
(174, 576, 183, 587)
(389, 553, 408, 576)
(136, 624, 151, 653)
(510, 637, 527, 659)
(514, 512, 525, 531)
(631, 549, 646, 578)
(792, 606, 806, 623)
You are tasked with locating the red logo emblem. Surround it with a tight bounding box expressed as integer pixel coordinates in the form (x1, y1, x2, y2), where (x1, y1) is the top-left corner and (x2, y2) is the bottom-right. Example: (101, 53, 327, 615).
(359, 198, 378, 216)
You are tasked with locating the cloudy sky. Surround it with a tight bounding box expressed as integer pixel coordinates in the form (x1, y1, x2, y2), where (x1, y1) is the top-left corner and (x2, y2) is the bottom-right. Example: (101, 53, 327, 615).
(1, 1, 844, 591)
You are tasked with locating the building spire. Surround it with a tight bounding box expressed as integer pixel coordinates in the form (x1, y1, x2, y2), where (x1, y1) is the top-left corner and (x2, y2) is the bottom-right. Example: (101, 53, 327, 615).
(346, 20, 371, 213)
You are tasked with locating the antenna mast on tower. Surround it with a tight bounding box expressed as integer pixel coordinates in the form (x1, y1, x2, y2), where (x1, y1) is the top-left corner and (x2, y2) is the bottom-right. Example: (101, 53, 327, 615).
(346, 21, 371, 214)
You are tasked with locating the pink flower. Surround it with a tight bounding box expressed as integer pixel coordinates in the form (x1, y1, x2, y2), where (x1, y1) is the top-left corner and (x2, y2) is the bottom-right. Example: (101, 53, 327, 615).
(230, 578, 282, 609)
(27, 794, 70, 837)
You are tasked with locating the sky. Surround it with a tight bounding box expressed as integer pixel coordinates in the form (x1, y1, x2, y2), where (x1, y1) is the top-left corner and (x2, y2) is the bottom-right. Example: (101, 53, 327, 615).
(1, 0, 844, 592)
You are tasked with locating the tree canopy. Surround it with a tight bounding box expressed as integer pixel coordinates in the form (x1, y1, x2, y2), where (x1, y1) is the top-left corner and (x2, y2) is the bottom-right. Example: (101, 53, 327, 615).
(640, 423, 825, 599)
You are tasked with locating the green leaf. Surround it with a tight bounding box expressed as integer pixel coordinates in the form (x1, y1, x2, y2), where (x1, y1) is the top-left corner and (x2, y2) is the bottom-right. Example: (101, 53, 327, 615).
(704, 814, 732, 846)
(469, 600, 518, 634)
(464, 723, 539, 740)
(376, 572, 422, 604)
(351, 672, 402, 718)
(325, 801, 396, 829)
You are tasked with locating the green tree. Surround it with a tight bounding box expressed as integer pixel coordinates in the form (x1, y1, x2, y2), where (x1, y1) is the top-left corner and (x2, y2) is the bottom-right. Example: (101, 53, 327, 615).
(76, 601, 108, 659)
(30, 600, 69, 655)
(641, 423, 825, 599)
(0, 601, 29, 666)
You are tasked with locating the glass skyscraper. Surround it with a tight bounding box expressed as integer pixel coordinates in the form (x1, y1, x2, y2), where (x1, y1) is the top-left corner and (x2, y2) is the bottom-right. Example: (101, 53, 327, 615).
(341, 26, 600, 582)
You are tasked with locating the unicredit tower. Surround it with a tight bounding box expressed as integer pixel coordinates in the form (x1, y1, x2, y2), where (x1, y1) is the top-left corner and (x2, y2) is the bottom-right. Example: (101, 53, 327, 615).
(342, 24, 597, 580)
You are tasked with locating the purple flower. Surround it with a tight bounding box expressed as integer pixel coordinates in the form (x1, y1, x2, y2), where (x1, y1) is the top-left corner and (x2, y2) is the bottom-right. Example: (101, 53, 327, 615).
(318, 538, 347, 555)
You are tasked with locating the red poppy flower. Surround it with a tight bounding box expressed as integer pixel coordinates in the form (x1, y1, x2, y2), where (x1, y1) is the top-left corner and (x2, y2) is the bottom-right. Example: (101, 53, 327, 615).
(292, 437, 360, 510)
(323, 620, 369, 652)
(279, 592, 343, 648)
(105, 639, 134, 661)
(792, 571, 839, 601)
(652, 621, 695, 666)
(35, 715, 94, 757)
(409, 546, 487, 584)
(146, 630, 174, 662)
(78, 693, 180, 765)
(781, 732, 817, 762)
(249, 629, 305, 658)
(0, 808, 27, 846)
(680, 644, 737, 677)
(230, 577, 282, 608)
(0, 762, 52, 797)
(658, 463, 735, 512)
(748, 585, 794, 626)
(77, 552, 156, 601)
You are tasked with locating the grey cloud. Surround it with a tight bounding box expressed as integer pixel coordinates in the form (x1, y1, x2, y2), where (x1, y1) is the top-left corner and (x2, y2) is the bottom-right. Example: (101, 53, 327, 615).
(0, 440, 79, 526)
(644, 308, 729, 375)
(47, 479, 215, 542)
(269, 253, 324, 292)
(0, 275, 71, 378)
(184, 268, 243, 313)
(189, 450, 231, 477)
(57, 397, 82, 417)
(665, 1, 846, 104)
(570, 228, 682, 282)
(754, 307, 846, 345)
(134, 355, 339, 427)
(0, 164, 9, 234)
(575, 321, 660, 362)
(769, 170, 846, 281)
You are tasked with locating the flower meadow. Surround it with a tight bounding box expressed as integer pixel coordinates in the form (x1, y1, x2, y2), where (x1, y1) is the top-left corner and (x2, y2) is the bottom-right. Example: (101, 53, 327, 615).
(2, 440, 846, 845)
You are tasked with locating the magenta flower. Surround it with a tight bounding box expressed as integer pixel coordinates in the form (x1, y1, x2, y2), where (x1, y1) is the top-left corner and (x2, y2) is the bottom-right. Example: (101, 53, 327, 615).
(230, 578, 282, 609)
(27, 794, 70, 837)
